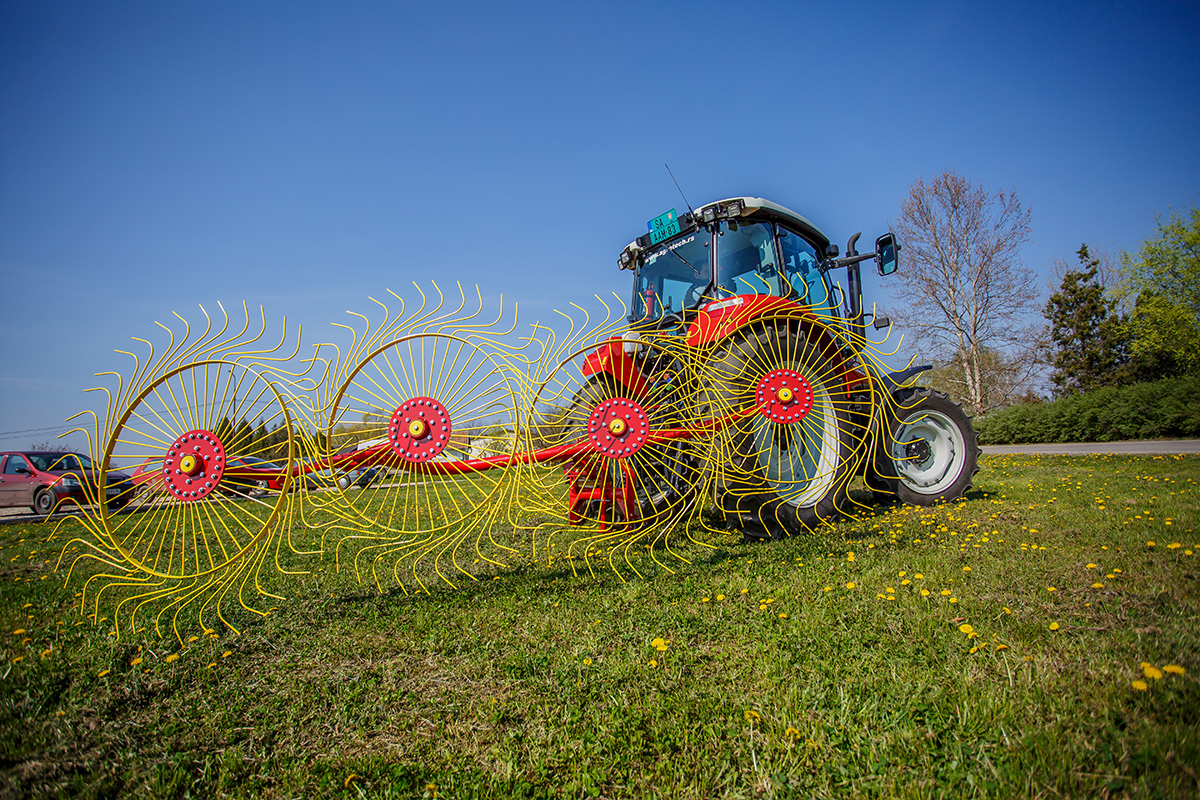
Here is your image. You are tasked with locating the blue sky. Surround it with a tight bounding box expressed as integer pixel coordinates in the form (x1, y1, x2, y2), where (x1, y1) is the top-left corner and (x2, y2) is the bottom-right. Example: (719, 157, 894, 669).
(2, 0, 1198, 449)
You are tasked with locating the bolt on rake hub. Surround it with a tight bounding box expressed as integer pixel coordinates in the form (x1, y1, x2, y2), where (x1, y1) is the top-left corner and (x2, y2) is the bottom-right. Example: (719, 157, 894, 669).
(390, 397, 451, 462)
(756, 370, 814, 424)
(588, 398, 648, 459)
(162, 430, 226, 501)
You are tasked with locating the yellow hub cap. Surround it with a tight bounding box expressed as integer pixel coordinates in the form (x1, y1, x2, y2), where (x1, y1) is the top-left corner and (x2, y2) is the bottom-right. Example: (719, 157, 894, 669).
(608, 418, 628, 436)
(777, 387, 794, 404)
(179, 454, 200, 475)
(408, 419, 428, 438)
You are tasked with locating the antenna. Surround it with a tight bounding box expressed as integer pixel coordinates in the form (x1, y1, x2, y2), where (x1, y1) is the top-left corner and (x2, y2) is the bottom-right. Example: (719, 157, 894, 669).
(665, 164, 695, 219)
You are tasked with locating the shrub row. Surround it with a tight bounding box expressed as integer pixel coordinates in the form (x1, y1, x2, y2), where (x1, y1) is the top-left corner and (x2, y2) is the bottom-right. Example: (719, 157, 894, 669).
(975, 376, 1200, 444)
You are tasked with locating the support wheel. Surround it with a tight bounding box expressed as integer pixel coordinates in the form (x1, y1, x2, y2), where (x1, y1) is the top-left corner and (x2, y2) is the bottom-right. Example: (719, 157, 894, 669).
(881, 388, 980, 506)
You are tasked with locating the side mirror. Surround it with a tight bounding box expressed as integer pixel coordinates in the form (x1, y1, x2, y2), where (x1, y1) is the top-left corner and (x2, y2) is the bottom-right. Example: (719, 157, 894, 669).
(14, 467, 30, 475)
(875, 233, 900, 276)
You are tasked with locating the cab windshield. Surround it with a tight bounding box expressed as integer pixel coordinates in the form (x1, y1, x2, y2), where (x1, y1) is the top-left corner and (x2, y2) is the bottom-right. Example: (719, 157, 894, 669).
(632, 228, 711, 321)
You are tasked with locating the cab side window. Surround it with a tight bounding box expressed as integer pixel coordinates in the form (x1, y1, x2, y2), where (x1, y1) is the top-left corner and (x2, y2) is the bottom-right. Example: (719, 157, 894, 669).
(779, 227, 832, 314)
(4, 455, 30, 474)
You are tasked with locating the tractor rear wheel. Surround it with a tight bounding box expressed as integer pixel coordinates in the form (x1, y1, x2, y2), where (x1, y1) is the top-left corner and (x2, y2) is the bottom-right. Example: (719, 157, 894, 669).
(703, 322, 859, 539)
(877, 388, 980, 506)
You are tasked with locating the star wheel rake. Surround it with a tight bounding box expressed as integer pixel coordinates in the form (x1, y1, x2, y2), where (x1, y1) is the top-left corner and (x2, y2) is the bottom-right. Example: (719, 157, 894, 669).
(56, 305, 314, 641)
(692, 311, 877, 539)
(318, 331, 526, 594)
(512, 333, 712, 581)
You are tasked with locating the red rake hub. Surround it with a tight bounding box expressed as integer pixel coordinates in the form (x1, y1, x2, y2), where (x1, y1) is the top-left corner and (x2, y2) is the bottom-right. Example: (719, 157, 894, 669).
(162, 429, 226, 501)
(389, 397, 451, 463)
(588, 398, 649, 459)
(756, 370, 814, 424)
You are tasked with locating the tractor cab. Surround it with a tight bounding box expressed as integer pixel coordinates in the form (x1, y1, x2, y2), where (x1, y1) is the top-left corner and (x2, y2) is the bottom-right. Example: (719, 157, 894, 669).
(619, 198, 840, 325)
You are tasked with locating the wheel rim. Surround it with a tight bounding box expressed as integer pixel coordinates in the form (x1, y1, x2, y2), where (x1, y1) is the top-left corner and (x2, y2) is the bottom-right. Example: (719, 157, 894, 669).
(891, 408, 966, 494)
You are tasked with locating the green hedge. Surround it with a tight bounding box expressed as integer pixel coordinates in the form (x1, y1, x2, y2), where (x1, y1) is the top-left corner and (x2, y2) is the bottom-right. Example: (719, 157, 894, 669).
(975, 376, 1200, 444)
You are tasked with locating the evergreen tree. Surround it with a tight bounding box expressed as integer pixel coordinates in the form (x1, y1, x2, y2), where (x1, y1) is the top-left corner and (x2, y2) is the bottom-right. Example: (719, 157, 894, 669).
(1042, 244, 1129, 396)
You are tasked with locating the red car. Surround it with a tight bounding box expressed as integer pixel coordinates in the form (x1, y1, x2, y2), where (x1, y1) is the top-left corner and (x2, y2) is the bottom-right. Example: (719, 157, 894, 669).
(0, 451, 134, 516)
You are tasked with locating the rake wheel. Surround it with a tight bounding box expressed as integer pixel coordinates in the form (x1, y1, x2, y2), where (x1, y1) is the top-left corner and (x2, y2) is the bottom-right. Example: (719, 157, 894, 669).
(323, 333, 521, 537)
(99, 360, 296, 578)
(701, 319, 867, 538)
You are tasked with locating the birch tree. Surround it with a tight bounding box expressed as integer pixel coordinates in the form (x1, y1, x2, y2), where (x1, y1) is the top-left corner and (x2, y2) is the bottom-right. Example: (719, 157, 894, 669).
(892, 171, 1039, 415)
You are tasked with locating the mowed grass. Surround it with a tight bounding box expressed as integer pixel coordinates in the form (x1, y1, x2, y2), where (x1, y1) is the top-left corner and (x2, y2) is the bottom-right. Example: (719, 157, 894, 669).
(1, 454, 1198, 799)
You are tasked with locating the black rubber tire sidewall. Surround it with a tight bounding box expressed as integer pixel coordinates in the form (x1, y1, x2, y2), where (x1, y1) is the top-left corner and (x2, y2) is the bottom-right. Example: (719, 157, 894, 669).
(34, 489, 55, 516)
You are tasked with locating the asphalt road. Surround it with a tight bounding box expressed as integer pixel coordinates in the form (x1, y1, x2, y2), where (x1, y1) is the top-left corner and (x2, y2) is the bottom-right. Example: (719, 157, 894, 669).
(980, 439, 1200, 455)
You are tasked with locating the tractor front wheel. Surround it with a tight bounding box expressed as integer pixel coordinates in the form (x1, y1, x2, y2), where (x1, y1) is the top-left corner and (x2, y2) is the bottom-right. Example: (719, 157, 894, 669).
(881, 388, 980, 506)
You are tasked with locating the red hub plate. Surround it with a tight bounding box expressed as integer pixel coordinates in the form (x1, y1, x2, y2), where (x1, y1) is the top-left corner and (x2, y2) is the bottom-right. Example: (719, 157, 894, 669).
(587, 398, 649, 459)
(756, 370, 814, 424)
(389, 397, 451, 463)
(162, 429, 226, 501)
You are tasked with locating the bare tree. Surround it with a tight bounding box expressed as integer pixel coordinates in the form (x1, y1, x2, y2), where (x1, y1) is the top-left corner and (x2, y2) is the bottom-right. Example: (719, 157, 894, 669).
(892, 170, 1040, 415)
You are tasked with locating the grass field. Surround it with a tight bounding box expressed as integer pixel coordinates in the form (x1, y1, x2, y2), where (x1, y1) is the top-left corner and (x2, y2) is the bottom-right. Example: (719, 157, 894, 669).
(2, 454, 1198, 799)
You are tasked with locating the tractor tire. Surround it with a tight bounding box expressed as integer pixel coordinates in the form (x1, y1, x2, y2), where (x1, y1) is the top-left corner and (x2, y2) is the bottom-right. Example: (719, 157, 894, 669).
(704, 322, 857, 539)
(877, 388, 980, 506)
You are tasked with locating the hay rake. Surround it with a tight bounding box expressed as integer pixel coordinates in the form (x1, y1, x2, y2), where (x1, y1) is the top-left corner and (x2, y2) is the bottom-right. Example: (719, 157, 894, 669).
(55, 196, 981, 641)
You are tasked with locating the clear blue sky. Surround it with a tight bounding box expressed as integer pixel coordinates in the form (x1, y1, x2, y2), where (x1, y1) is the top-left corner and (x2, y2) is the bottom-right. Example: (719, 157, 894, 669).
(2, 0, 1198, 448)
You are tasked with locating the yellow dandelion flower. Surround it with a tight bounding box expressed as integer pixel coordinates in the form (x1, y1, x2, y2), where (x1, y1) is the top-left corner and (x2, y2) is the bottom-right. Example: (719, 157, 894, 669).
(1047, 586, 1056, 592)
(97, 669, 109, 677)
(701, 597, 710, 603)
(1049, 622, 1060, 631)
(130, 658, 143, 666)
(165, 653, 179, 663)
(824, 586, 832, 592)
(716, 594, 726, 601)
(959, 624, 974, 634)
(648, 659, 658, 667)
(1092, 582, 1104, 589)
(1086, 563, 1097, 569)
(1163, 664, 1186, 675)
(651, 637, 669, 651)
(1167, 542, 1181, 550)
(845, 582, 856, 589)
(898, 571, 907, 577)
(1143, 665, 1164, 680)
(583, 658, 592, 666)
(920, 589, 931, 597)
(1131, 679, 1148, 691)
(996, 644, 1009, 651)
(778, 613, 788, 618)
(1146, 541, 1155, 547)
(963, 566, 971, 572)
(221, 651, 232, 658)
(744, 709, 760, 723)
(940, 589, 951, 596)
(914, 573, 924, 579)
(784, 726, 800, 739)
(759, 603, 768, 610)
(949, 597, 958, 603)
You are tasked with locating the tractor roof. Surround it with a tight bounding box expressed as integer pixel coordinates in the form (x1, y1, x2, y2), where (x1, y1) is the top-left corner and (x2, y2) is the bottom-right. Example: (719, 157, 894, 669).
(619, 197, 830, 269)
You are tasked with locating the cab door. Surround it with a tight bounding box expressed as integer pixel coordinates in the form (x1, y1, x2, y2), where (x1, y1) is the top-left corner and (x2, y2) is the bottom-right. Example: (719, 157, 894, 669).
(0, 454, 37, 508)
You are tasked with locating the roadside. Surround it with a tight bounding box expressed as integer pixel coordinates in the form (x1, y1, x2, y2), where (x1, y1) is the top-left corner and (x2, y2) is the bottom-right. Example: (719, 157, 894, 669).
(980, 438, 1200, 455)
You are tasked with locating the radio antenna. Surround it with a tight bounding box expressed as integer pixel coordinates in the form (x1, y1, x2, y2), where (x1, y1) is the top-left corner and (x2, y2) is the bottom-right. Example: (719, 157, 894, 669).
(665, 164, 695, 219)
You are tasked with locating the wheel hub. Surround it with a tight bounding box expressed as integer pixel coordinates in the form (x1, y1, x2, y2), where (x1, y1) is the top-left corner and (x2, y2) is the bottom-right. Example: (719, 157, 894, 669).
(756, 370, 814, 424)
(905, 438, 932, 464)
(162, 430, 226, 501)
(587, 398, 648, 459)
(389, 397, 451, 463)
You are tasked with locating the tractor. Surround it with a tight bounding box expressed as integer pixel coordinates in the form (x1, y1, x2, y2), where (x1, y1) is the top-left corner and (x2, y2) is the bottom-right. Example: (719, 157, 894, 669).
(562, 196, 981, 539)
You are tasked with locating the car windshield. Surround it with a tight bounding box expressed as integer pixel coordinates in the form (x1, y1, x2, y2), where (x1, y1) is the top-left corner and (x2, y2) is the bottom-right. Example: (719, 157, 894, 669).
(230, 457, 282, 469)
(715, 221, 784, 298)
(632, 227, 712, 321)
(31, 453, 93, 471)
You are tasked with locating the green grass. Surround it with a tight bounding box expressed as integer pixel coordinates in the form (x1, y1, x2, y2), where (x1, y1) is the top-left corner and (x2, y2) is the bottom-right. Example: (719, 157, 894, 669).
(2, 454, 1198, 798)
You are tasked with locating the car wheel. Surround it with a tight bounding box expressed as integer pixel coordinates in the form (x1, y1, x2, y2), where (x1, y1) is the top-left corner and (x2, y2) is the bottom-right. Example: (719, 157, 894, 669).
(337, 475, 351, 490)
(34, 489, 56, 516)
